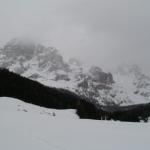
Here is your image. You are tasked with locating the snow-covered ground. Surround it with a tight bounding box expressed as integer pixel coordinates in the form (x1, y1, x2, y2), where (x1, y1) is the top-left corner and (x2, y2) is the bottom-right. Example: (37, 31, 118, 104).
(0, 97, 150, 150)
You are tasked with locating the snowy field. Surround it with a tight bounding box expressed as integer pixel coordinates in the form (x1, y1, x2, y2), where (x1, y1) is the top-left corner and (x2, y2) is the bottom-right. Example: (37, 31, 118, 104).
(0, 97, 150, 150)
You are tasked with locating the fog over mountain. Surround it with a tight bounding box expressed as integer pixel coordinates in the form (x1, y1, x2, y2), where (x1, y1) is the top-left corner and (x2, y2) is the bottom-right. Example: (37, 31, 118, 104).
(0, 0, 150, 73)
(1, 2, 150, 148)
(1, 38, 150, 106)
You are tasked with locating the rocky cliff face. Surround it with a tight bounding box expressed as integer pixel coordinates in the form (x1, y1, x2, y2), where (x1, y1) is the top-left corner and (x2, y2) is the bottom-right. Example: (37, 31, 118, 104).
(0, 38, 150, 106)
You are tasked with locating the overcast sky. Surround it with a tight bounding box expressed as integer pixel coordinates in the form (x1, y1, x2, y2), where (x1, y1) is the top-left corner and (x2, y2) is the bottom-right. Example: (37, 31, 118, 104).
(0, 0, 150, 72)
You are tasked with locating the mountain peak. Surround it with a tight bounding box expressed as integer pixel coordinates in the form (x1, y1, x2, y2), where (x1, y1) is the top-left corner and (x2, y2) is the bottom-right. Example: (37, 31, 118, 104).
(0, 39, 150, 106)
(3, 38, 36, 59)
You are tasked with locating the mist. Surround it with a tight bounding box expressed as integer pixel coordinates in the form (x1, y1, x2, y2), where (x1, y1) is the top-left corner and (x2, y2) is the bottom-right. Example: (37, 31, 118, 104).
(0, 0, 150, 73)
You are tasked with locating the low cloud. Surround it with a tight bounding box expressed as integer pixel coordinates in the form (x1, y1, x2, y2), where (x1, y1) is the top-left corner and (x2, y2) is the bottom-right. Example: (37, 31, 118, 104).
(0, 0, 150, 72)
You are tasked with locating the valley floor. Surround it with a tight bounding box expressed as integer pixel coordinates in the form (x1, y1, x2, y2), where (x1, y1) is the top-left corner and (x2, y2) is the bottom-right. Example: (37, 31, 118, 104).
(0, 97, 150, 150)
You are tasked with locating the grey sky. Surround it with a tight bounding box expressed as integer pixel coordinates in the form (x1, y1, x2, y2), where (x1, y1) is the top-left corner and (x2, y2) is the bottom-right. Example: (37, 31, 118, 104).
(0, 0, 150, 72)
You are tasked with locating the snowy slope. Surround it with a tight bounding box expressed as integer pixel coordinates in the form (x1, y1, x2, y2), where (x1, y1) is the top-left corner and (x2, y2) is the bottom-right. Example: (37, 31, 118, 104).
(0, 97, 78, 119)
(0, 97, 150, 150)
(113, 65, 150, 105)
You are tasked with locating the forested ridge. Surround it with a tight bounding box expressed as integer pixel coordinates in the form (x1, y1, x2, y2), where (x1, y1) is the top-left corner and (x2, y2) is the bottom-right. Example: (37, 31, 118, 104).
(0, 68, 150, 122)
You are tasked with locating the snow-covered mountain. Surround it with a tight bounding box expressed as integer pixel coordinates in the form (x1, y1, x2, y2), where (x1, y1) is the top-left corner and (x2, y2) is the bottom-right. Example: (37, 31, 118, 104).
(1, 38, 150, 106)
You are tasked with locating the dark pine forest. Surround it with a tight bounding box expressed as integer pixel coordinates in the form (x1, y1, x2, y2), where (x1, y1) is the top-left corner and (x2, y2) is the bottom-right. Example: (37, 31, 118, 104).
(0, 68, 150, 122)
